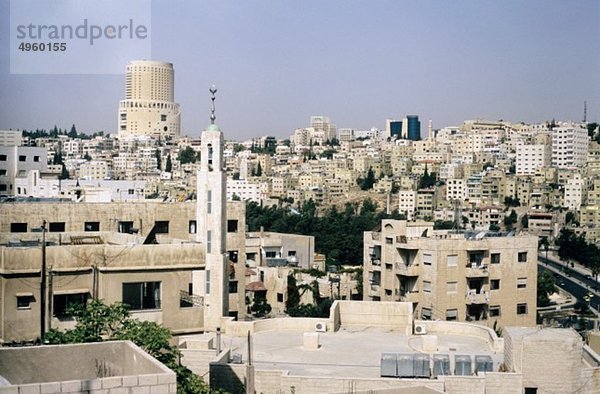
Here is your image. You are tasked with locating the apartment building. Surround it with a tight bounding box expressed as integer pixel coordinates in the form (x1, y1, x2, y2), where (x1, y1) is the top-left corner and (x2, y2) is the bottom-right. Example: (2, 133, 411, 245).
(0, 146, 48, 195)
(551, 125, 589, 169)
(363, 220, 537, 328)
(516, 144, 551, 175)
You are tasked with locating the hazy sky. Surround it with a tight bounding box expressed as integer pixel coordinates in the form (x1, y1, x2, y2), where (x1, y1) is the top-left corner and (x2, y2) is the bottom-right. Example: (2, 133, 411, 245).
(1, 0, 598, 140)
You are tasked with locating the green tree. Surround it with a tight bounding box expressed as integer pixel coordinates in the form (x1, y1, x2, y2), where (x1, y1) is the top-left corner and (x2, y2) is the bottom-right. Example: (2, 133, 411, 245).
(418, 166, 436, 189)
(357, 167, 376, 190)
(537, 270, 556, 307)
(489, 223, 501, 232)
(83, 153, 92, 161)
(565, 211, 577, 226)
(178, 146, 197, 164)
(155, 149, 162, 171)
(521, 214, 529, 229)
(165, 154, 173, 172)
(250, 293, 272, 317)
(504, 196, 520, 207)
(68, 124, 78, 139)
(256, 162, 263, 177)
(59, 165, 70, 180)
(44, 300, 210, 393)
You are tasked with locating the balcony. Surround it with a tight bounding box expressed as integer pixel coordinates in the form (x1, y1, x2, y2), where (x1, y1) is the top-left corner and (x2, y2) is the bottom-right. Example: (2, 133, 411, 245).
(396, 262, 420, 276)
(465, 263, 489, 277)
(398, 289, 419, 302)
(369, 284, 381, 295)
(465, 289, 489, 304)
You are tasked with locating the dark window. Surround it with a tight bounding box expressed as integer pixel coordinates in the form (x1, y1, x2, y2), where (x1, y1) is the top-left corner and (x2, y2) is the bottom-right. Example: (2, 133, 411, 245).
(446, 309, 458, 321)
(189, 220, 197, 234)
(0, 169, 6, 175)
(11, 223, 27, 233)
(385, 237, 393, 244)
(491, 253, 500, 264)
(154, 221, 169, 234)
(84, 222, 100, 232)
(53, 293, 88, 317)
(161, 114, 167, 121)
(489, 305, 501, 317)
(49, 222, 65, 232)
(517, 303, 528, 315)
(265, 251, 277, 258)
(227, 219, 238, 233)
(228, 250, 238, 263)
(122, 282, 161, 310)
(518, 252, 528, 262)
(490, 279, 500, 290)
(0, 184, 7, 192)
(33, 156, 40, 162)
(229, 280, 238, 294)
(0, 154, 6, 161)
(118, 221, 134, 234)
(17, 295, 34, 309)
(277, 293, 284, 303)
(19, 155, 26, 162)
(288, 250, 296, 257)
(524, 388, 537, 394)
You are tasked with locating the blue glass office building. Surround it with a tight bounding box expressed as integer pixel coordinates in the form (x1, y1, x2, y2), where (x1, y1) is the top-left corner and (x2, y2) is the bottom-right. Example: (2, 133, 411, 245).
(407, 115, 421, 141)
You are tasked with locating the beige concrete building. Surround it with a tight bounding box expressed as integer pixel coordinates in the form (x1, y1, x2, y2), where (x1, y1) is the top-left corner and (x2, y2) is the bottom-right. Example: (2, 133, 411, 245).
(363, 220, 537, 329)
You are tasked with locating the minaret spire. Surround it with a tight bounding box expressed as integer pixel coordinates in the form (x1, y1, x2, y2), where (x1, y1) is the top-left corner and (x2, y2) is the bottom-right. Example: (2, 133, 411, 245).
(210, 85, 217, 124)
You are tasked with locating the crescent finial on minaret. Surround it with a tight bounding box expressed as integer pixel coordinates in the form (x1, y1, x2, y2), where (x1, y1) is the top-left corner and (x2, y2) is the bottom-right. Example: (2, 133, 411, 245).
(209, 85, 217, 124)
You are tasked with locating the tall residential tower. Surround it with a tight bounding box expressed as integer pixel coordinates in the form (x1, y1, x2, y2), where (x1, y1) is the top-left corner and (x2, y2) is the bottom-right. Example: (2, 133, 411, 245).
(117, 60, 181, 140)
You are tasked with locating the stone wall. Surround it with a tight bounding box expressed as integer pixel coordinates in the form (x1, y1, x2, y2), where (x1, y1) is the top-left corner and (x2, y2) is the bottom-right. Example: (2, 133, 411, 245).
(417, 320, 504, 352)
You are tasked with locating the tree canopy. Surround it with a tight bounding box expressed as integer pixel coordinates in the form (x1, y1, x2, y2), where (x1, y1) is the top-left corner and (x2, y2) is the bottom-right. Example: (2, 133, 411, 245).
(246, 199, 403, 265)
(44, 300, 209, 393)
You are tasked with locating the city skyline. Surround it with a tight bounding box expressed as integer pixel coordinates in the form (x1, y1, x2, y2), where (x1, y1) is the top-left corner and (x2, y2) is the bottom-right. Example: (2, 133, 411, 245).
(0, 0, 598, 140)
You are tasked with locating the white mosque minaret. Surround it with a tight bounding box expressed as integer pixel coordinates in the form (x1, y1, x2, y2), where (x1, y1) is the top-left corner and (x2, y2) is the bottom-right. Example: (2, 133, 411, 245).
(195, 85, 228, 331)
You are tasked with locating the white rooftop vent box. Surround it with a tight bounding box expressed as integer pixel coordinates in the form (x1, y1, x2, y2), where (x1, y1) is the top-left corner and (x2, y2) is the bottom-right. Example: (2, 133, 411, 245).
(315, 321, 327, 332)
(414, 323, 427, 335)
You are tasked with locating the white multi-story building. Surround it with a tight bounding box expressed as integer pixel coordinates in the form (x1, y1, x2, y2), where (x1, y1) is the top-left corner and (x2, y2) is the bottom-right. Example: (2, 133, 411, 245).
(117, 60, 181, 140)
(79, 160, 111, 180)
(226, 179, 261, 203)
(0, 130, 23, 147)
(552, 125, 588, 169)
(564, 173, 584, 211)
(446, 179, 467, 202)
(516, 144, 551, 175)
(397, 190, 416, 220)
(0, 146, 48, 195)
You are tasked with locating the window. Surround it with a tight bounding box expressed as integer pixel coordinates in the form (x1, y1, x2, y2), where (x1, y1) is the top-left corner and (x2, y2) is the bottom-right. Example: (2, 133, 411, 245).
(277, 293, 284, 303)
(421, 308, 432, 320)
(227, 219, 238, 233)
(118, 221, 134, 234)
(517, 303, 528, 315)
(207, 230, 212, 253)
(288, 250, 296, 257)
(446, 309, 458, 321)
(446, 281, 457, 294)
(10, 223, 27, 233)
(0, 154, 6, 161)
(229, 280, 238, 294)
(491, 253, 501, 264)
(385, 237, 393, 244)
(49, 222, 65, 232)
(228, 250, 238, 263)
(154, 221, 169, 234)
(489, 305, 501, 317)
(205, 271, 211, 294)
(265, 251, 277, 258)
(518, 252, 528, 262)
(53, 292, 88, 317)
(19, 155, 26, 162)
(0, 184, 7, 192)
(447, 254, 458, 267)
(128, 189, 134, 195)
(517, 277, 527, 289)
(490, 279, 500, 290)
(122, 282, 161, 310)
(17, 294, 34, 309)
(33, 156, 40, 162)
(189, 220, 197, 234)
(84, 222, 100, 232)
(0, 169, 6, 175)
(207, 190, 212, 213)
(423, 280, 432, 293)
(423, 253, 432, 266)
(161, 114, 167, 121)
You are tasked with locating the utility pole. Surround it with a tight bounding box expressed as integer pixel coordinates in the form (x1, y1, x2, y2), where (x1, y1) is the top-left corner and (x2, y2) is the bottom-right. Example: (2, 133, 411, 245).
(40, 220, 47, 341)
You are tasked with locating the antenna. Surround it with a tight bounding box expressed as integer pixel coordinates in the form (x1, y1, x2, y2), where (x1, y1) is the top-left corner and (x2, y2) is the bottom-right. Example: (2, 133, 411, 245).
(209, 85, 217, 124)
(584, 101, 587, 123)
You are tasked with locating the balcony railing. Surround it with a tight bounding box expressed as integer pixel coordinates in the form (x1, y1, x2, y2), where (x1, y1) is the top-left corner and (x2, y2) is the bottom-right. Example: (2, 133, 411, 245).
(465, 264, 489, 277)
(465, 290, 489, 304)
(180, 291, 204, 307)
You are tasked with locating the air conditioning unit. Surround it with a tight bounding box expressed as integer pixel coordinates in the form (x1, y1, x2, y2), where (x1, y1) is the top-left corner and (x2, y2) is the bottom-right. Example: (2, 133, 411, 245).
(315, 322, 327, 332)
(414, 324, 427, 335)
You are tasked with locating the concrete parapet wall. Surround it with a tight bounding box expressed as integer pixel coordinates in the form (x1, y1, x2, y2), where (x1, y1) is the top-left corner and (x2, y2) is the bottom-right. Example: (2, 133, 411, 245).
(479, 372, 522, 394)
(440, 376, 485, 393)
(417, 320, 504, 352)
(336, 301, 413, 334)
(223, 317, 329, 337)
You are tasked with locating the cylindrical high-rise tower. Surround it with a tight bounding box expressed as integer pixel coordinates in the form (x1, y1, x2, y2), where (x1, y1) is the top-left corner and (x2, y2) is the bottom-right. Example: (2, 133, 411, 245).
(117, 60, 181, 140)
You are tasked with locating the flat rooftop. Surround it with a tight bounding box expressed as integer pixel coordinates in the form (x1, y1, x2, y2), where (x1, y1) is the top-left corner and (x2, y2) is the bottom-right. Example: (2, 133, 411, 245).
(213, 326, 501, 378)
